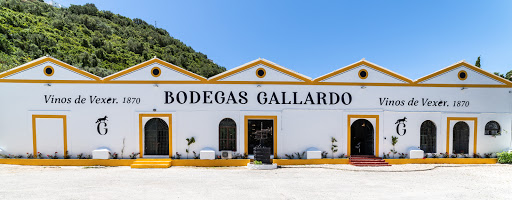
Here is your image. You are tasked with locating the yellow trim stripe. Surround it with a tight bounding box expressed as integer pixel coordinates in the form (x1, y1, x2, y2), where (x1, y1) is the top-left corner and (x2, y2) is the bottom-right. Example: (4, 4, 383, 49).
(104, 58, 207, 83)
(408, 83, 511, 88)
(0, 79, 102, 84)
(1, 57, 511, 87)
(314, 60, 413, 84)
(244, 115, 278, 156)
(386, 158, 496, 165)
(32, 115, 68, 158)
(138, 113, 173, 158)
(1, 79, 509, 87)
(347, 115, 380, 157)
(210, 59, 312, 83)
(0, 158, 497, 166)
(0, 57, 101, 81)
(415, 61, 512, 86)
(446, 117, 478, 155)
(273, 159, 350, 165)
(170, 159, 250, 167)
(96, 80, 205, 84)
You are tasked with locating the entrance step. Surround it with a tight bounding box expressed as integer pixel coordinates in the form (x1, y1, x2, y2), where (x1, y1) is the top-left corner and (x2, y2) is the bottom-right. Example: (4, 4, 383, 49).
(349, 155, 390, 167)
(131, 159, 172, 168)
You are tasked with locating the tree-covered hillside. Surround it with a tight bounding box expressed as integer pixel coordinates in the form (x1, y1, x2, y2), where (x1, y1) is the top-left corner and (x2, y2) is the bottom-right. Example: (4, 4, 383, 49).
(0, 0, 225, 77)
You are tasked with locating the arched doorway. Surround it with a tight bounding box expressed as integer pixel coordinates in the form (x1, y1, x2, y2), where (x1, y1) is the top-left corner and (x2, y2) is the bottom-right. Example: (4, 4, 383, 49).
(453, 121, 469, 154)
(420, 120, 436, 153)
(351, 119, 374, 155)
(144, 118, 169, 155)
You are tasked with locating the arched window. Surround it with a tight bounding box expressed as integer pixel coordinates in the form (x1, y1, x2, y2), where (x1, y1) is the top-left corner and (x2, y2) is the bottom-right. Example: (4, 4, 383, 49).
(219, 118, 236, 151)
(420, 120, 436, 153)
(485, 121, 501, 135)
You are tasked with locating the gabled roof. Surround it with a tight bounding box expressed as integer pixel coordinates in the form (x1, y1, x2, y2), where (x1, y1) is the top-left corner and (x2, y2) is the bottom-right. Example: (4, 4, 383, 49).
(414, 61, 512, 87)
(103, 58, 207, 83)
(313, 59, 413, 86)
(0, 56, 101, 83)
(1, 56, 511, 88)
(208, 58, 312, 84)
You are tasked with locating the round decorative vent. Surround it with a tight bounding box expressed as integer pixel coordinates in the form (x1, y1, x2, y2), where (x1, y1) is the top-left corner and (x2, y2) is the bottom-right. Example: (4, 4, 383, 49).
(151, 67, 161, 77)
(358, 69, 368, 79)
(458, 70, 467, 80)
(256, 68, 266, 78)
(43, 66, 54, 76)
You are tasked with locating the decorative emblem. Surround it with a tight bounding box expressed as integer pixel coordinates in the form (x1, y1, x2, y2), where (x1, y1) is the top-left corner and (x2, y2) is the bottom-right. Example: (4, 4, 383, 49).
(395, 117, 407, 136)
(96, 116, 108, 135)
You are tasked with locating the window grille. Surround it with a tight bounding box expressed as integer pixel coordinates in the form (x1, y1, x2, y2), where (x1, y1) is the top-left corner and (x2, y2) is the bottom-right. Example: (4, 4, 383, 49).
(484, 121, 501, 136)
(420, 120, 436, 153)
(219, 118, 237, 151)
(144, 118, 169, 155)
(453, 121, 469, 154)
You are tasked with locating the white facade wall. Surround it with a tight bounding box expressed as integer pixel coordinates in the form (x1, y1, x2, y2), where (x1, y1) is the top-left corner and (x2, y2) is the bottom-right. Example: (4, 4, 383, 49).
(0, 57, 511, 159)
(1, 83, 510, 158)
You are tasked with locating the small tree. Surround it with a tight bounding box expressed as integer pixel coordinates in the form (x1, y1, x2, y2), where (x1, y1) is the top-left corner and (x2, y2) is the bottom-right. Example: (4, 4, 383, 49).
(475, 56, 481, 68)
(185, 137, 195, 159)
(390, 136, 398, 158)
(331, 137, 338, 159)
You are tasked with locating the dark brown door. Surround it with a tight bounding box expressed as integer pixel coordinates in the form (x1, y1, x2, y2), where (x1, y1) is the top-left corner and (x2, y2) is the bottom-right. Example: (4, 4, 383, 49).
(144, 118, 169, 155)
(453, 121, 469, 154)
(420, 120, 437, 153)
(351, 119, 374, 155)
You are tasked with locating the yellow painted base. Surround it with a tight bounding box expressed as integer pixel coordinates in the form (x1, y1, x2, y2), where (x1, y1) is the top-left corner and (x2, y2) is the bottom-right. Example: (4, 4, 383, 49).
(171, 159, 250, 167)
(0, 159, 135, 166)
(385, 158, 497, 164)
(131, 159, 172, 168)
(0, 158, 498, 167)
(272, 159, 350, 165)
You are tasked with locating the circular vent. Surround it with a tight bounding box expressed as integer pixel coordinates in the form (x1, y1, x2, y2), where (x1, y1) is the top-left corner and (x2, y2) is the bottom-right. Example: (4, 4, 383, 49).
(458, 70, 467, 80)
(256, 68, 266, 78)
(358, 69, 368, 79)
(43, 66, 54, 76)
(151, 67, 161, 77)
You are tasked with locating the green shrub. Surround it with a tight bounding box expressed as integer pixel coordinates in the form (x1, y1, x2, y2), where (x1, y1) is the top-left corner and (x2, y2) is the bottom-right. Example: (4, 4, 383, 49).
(497, 151, 512, 164)
(0, 0, 226, 78)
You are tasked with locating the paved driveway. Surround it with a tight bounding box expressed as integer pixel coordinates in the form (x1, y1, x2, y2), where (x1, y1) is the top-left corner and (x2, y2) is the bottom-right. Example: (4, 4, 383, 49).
(0, 164, 510, 200)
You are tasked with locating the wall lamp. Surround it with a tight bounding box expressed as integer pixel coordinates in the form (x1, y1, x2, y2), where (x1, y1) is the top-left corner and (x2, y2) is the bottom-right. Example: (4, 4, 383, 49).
(461, 87, 467, 90)
(361, 86, 366, 89)
(153, 84, 159, 88)
(45, 83, 52, 87)
(153, 109, 157, 112)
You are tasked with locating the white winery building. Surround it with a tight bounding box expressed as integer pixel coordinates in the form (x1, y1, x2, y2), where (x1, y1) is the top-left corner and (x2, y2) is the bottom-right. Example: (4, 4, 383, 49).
(0, 56, 510, 159)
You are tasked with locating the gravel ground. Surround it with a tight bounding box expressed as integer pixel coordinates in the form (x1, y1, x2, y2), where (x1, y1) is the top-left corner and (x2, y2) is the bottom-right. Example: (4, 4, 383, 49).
(0, 164, 511, 200)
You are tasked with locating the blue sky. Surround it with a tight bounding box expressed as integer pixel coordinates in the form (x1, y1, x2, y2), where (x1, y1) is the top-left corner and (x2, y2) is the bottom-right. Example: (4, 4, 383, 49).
(59, 0, 512, 79)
